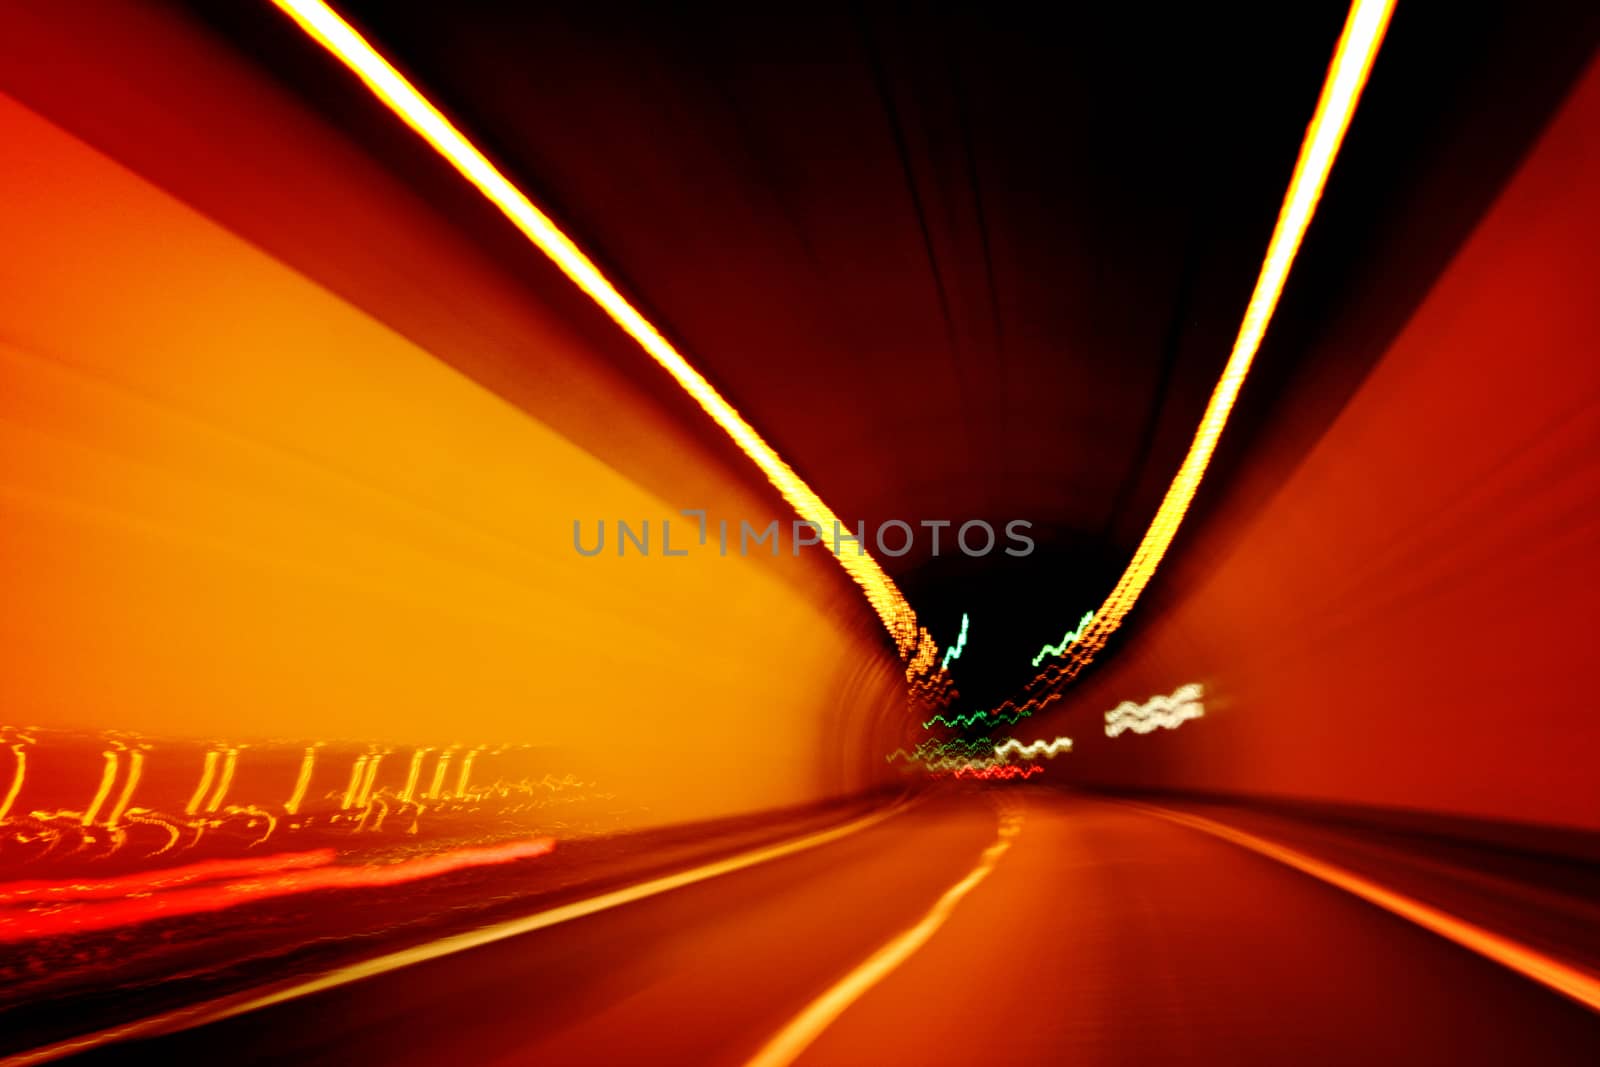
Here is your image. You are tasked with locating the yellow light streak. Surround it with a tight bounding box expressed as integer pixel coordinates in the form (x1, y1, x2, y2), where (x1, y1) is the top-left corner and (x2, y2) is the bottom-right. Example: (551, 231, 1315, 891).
(105, 749, 145, 829)
(269, 0, 921, 656)
(1044, 0, 1395, 687)
(426, 749, 454, 800)
(205, 747, 240, 813)
(0, 743, 27, 823)
(185, 750, 219, 816)
(398, 746, 430, 805)
(285, 746, 317, 815)
(356, 795, 391, 833)
(354, 752, 383, 807)
(122, 809, 184, 856)
(341, 755, 368, 810)
(224, 804, 280, 845)
(454, 746, 482, 798)
(80, 751, 119, 827)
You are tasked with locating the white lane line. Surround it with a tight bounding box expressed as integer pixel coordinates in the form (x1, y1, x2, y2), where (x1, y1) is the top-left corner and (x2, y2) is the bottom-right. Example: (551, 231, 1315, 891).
(0, 800, 914, 1067)
(745, 802, 1024, 1067)
(1129, 802, 1600, 1013)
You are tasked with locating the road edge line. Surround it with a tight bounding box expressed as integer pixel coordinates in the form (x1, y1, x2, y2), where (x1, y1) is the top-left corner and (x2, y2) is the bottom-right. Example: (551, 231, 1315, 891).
(0, 798, 915, 1067)
(1127, 801, 1600, 1014)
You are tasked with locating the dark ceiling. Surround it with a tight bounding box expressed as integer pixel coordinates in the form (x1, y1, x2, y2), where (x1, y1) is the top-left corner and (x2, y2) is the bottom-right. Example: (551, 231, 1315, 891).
(178, 0, 1596, 705)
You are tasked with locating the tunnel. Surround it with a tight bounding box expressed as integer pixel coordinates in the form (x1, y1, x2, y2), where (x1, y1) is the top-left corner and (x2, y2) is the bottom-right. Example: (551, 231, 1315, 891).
(0, 1, 1597, 1064)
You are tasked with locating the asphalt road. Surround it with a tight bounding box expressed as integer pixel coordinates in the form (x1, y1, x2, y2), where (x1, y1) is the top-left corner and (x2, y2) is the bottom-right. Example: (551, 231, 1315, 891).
(56, 790, 1600, 1065)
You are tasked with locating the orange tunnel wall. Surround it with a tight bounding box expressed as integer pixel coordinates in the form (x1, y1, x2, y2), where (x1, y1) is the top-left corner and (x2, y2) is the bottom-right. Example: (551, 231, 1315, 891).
(0, 77, 905, 832)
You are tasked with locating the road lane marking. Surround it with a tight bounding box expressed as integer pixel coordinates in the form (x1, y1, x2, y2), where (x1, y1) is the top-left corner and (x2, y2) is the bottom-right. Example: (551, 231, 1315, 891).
(0, 799, 915, 1067)
(744, 801, 1024, 1067)
(1132, 802, 1600, 1013)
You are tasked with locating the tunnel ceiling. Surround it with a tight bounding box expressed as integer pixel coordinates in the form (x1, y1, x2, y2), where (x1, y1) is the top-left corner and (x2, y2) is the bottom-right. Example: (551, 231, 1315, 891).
(180, 1, 1596, 703)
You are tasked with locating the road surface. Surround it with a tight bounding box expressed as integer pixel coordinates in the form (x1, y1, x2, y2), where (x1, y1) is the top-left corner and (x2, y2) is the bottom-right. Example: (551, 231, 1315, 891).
(54, 790, 1600, 1065)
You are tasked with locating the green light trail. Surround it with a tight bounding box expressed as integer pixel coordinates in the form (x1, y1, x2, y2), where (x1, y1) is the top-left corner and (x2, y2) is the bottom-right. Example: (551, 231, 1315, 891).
(1031, 610, 1094, 668)
(940, 613, 970, 673)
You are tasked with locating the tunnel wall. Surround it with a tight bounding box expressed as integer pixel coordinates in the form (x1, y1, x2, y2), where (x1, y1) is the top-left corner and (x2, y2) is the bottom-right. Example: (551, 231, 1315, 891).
(0, 77, 906, 831)
(1041, 57, 1600, 832)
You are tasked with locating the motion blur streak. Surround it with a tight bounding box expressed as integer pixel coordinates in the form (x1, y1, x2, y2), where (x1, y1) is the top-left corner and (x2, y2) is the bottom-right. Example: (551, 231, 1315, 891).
(922, 710, 1022, 730)
(939, 614, 970, 673)
(1031, 610, 1093, 667)
(0, 740, 27, 822)
(744, 805, 1022, 1067)
(1137, 804, 1600, 1012)
(77, 752, 117, 828)
(1035, 0, 1395, 684)
(0, 850, 335, 903)
(993, 737, 1074, 760)
(1103, 683, 1205, 737)
(945, 765, 1041, 781)
(183, 753, 218, 817)
(266, 0, 927, 660)
(104, 749, 143, 830)
(283, 748, 316, 815)
(0, 838, 554, 942)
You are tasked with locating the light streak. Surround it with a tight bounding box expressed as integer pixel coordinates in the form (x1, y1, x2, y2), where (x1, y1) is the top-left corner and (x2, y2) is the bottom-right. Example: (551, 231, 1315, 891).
(945, 763, 1042, 781)
(284, 746, 317, 815)
(268, 0, 922, 658)
(454, 747, 482, 798)
(356, 796, 390, 833)
(922, 709, 1025, 730)
(398, 746, 431, 805)
(184, 751, 218, 816)
(914, 692, 1062, 739)
(0, 849, 336, 903)
(354, 751, 383, 808)
(80, 751, 118, 827)
(1031, 611, 1093, 667)
(1104, 683, 1205, 738)
(340, 755, 368, 810)
(886, 739, 995, 765)
(1033, 0, 1394, 689)
(224, 805, 280, 846)
(906, 630, 939, 681)
(907, 670, 961, 717)
(427, 748, 454, 799)
(0, 838, 556, 942)
(900, 752, 1004, 774)
(981, 690, 1063, 723)
(0, 730, 621, 877)
(994, 736, 1073, 760)
(120, 810, 183, 857)
(1, 742, 29, 822)
(205, 747, 239, 813)
(104, 749, 144, 829)
(939, 614, 970, 672)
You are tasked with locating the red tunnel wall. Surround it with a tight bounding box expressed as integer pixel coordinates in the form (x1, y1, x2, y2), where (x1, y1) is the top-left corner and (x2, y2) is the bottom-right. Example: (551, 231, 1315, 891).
(1043, 56, 1600, 832)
